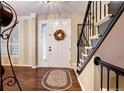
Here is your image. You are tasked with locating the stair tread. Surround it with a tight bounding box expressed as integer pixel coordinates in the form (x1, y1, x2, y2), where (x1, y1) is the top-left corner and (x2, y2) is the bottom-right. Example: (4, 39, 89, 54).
(85, 46, 93, 49)
(95, 14, 112, 26)
(89, 34, 101, 39)
(79, 59, 84, 63)
(78, 63, 82, 67)
(82, 53, 88, 57)
(77, 67, 80, 71)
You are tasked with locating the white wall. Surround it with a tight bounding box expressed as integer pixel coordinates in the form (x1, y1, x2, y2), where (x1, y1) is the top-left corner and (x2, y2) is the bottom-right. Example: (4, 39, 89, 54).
(94, 11, 124, 91)
(78, 56, 95, 91)
(2, 12, 84, 68)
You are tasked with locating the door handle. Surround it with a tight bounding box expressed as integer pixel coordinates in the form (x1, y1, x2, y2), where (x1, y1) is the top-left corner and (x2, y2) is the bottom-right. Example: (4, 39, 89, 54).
(49, 48, 52, 51)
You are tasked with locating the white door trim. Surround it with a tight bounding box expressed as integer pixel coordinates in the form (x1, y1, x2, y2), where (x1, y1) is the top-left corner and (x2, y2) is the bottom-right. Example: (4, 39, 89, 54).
(38, 19, 71, 68)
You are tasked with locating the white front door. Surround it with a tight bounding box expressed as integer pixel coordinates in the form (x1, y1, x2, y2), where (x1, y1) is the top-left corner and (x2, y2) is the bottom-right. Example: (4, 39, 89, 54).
(38, 19, 71, 68)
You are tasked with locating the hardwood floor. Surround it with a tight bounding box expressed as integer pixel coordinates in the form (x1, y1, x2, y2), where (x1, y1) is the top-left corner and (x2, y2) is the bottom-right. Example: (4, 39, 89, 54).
(2, 66, 82, 91)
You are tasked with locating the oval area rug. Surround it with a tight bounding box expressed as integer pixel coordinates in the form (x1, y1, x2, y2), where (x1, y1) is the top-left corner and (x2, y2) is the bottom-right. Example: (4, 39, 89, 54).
(41, 69, 72, 91)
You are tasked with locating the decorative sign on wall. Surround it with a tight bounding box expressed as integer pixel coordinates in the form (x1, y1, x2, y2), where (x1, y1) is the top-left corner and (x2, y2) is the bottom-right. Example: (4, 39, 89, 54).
(54, 29, 66, 41)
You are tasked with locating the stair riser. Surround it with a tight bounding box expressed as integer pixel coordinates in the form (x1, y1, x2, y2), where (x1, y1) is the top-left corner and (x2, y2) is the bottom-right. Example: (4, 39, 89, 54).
(82, 56, 86, 61)
(85, 48, 93, 55)
(90, 38, 100, 47)
(98, 20, 111, 35)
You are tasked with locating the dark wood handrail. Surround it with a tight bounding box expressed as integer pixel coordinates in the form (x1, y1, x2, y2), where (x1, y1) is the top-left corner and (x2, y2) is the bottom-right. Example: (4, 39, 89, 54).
(94, 57, 124, 91)
(94, 57, 124, 76)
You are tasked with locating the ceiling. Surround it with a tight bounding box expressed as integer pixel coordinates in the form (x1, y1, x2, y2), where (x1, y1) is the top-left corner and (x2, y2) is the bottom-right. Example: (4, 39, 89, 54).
(6, 1, 88, 16)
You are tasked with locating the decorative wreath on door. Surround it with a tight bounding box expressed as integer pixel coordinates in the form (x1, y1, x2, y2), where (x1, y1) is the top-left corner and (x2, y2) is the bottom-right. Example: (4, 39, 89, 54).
(54, 29, 66, 41)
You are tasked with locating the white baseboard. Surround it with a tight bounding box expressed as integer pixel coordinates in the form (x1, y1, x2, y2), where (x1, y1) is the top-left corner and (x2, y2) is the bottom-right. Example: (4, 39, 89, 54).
(3, 64, 32, 67)
(3, 64, 74, 70)
(74, 69, 85, 91)
(31, 65, 74, 69)
(31, 66, 37, 69)
(77, 77, 86, 91)
(72, 63, 77, 69)
(3, 64, 42, 69)
(3, 64, 43, 69)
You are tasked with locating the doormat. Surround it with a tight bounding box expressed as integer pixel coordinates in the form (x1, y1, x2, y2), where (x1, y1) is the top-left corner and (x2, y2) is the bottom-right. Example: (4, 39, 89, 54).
(41, 69, 72, 91)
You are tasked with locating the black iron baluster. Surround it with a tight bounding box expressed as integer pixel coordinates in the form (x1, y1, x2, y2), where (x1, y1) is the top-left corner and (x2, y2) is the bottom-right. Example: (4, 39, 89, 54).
(85, 18, 87, 43)
(95, 1, 97, 22)
(104, 4, 106, 17)
(107, 69, 110, 91)
(89, 7, 91, 37)
(92, 2, 94, 36)
(77, 45, 79, 73)
(88, 13, 89, 42)
(84, 19, 88, 45)
(101, 65, 103, 91)
(116, 74, 119, 91)
(84, 25, 86, 45)
(100, 1, 102, 20)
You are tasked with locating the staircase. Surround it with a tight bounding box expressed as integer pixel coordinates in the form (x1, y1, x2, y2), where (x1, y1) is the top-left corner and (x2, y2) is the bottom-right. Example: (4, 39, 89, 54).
(77, 1, 112, 73)
(77, 1, 124, 90)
